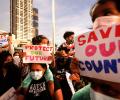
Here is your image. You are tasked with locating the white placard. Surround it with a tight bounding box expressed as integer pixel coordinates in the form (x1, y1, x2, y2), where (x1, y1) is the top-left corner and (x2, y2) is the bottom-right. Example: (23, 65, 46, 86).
(23, 45, 53, 64)
(0, 34, 8, 47)
(0, 87, 17, 100)
(75, 24, 120, 83)
(66, 72, 75, 94)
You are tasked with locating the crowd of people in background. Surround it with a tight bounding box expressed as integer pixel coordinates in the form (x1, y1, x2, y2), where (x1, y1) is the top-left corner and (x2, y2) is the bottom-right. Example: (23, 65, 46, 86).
(0, 0, 120, 100)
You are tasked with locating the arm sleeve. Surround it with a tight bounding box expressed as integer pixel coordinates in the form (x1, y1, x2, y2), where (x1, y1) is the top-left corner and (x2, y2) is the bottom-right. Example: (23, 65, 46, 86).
(21, 74, 32, 88)
(44, 67, 54, 82)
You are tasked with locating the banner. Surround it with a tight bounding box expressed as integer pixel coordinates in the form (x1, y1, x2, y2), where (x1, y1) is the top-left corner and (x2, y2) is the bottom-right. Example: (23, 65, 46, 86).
(23, 45, 53, 63)
(75, 24, 120, 83)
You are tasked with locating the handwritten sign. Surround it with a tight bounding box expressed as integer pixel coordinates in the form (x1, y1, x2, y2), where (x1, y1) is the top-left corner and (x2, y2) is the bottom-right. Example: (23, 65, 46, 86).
(23, 45, 53, 63)
(75, 24, 120, 83)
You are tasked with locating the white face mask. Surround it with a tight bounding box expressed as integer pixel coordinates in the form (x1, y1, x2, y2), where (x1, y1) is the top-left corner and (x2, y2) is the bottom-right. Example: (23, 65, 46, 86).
(93, 16, 120, 30)
(30, 71, 43, 80)
(13, 56, 20, 66)
(90, 88, 118, 100)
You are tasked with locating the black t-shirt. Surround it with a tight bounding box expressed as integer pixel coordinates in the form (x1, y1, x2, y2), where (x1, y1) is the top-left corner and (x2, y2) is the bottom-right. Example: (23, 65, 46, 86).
(0, 63, 21, 96)
(55, 57, 72, 79)
(26, 77, 52, 100)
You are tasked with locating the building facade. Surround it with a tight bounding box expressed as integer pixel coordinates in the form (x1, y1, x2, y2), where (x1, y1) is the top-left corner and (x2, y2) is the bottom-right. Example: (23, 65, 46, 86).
(10, 0, 33, 40)
(32, 8, 39, 36)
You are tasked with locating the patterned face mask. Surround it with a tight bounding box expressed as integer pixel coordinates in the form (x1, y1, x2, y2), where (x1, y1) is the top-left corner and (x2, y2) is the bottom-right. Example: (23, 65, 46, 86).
(30, 71, 43, 80)
(93, 15, 120, 30)
(67, 39, 74, 45)
(13, 56, 20, 66)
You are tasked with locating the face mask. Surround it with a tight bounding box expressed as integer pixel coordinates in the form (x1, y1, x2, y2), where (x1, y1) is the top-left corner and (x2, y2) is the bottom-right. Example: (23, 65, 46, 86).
(30, 71, 43, 80)
(93, 16, 120, 30)
(13, 56, 20, 66)
(90, 88, 118, 100)
(67, 40, 74, 44)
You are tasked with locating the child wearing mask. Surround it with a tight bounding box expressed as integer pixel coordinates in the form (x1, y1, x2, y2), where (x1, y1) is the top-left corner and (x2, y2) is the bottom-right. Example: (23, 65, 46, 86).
(56, 31, 75, 57)
(18, 63, 54, 100)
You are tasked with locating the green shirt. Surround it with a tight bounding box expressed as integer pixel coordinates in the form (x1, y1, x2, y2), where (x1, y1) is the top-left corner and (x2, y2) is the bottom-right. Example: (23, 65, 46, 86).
(71, 83, 91, 100)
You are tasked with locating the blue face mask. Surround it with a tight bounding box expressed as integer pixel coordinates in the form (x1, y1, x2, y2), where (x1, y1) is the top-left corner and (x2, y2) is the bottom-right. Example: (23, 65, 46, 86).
(30, 71, 43, 80)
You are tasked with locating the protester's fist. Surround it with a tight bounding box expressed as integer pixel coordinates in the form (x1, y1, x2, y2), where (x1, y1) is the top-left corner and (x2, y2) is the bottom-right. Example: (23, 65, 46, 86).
(69, 73, 80, 82)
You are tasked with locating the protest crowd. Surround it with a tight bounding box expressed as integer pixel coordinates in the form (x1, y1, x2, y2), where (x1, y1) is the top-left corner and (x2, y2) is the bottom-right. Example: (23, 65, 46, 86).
(0, 0, 120, 100)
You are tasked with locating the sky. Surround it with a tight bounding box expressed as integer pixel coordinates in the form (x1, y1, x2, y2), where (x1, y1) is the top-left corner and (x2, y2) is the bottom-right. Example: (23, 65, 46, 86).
(0, 0, 96, 46)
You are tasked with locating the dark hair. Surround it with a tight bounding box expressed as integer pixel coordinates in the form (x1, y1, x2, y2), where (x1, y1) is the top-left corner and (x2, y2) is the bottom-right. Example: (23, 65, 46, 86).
(13, 52, 19, 56)
(32, 35, 49, 45)
(0, 51, 12, 62)
(63, 31, 74, 39)
(0, 51, 12, 68)
(29, 63, 47, 70)
(90, 0, 120, 22)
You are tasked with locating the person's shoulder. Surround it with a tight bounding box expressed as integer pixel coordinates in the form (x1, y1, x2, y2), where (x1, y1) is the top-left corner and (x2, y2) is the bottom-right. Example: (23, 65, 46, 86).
(58, 42, 66, 48)
(71, 83, 91, 100)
